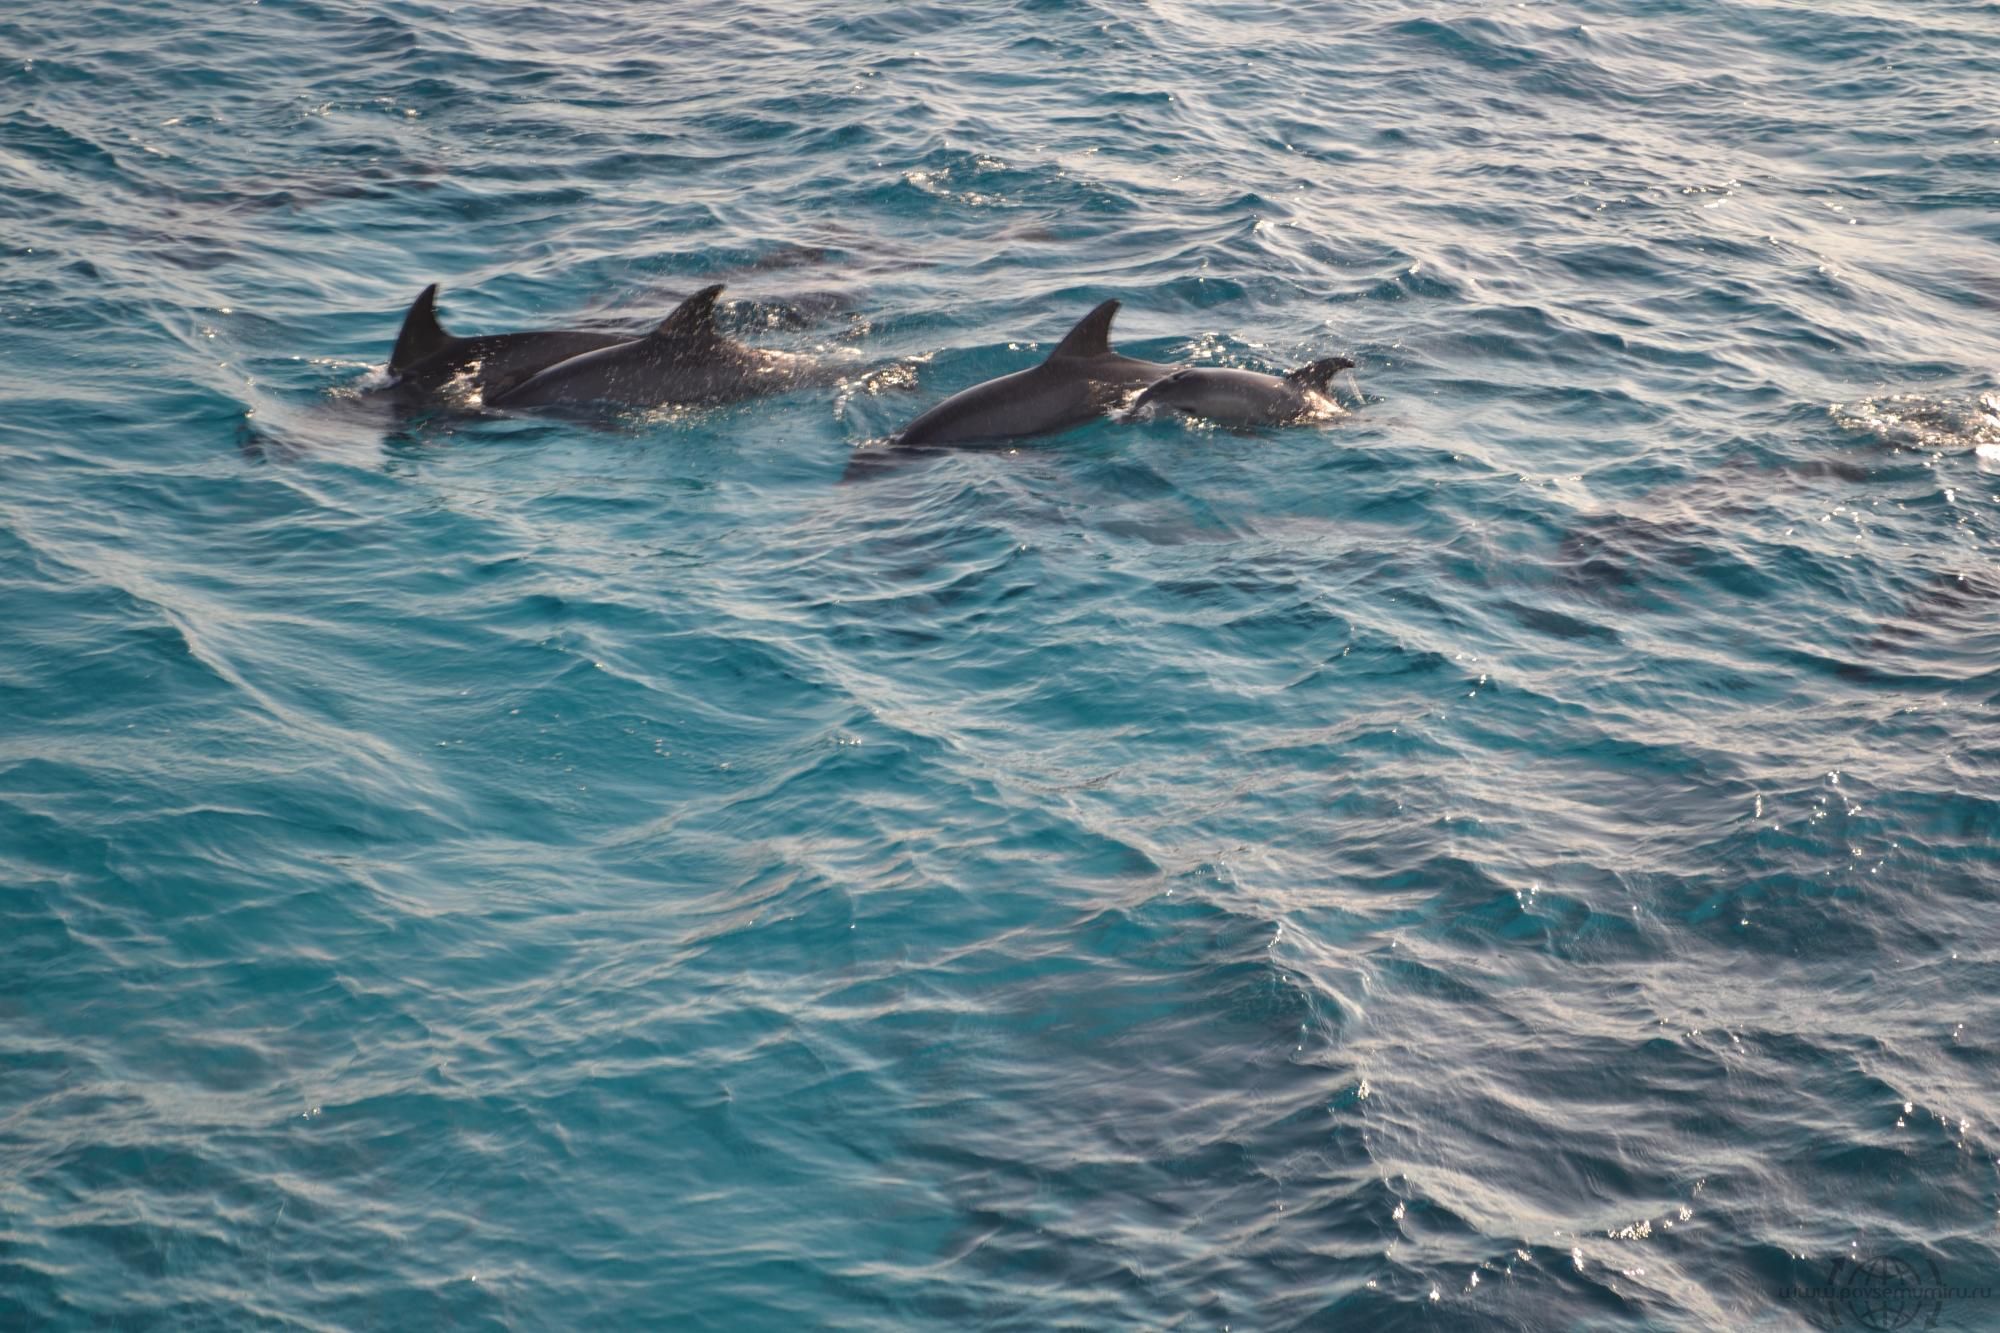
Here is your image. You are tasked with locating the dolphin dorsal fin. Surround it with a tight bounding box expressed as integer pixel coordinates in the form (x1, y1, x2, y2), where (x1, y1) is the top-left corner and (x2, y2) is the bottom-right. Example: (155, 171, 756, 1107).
(1049, 299, 1121, 361)
(652, 284, 727, 342)
(390, 283, 450, 373)
(1285, 356, 1357, 390)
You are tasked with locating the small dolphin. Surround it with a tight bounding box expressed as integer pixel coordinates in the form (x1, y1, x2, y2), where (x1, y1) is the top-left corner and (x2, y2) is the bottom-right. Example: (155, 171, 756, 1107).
(386, 284, 633, 403)
(1130, 358, 1358, 428)
(893, 300, 1175, 447)
(488, 284, 825, 410)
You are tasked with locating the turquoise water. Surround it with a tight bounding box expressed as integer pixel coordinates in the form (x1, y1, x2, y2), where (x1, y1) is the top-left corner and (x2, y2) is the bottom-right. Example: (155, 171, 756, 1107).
(5, 0, 2000, 1327)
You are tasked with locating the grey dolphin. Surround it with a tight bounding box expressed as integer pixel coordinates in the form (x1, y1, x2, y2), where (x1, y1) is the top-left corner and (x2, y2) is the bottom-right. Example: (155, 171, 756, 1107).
(1130, 358, 1357, 428)
(893, 300, 1175, 447)
(386, 284, 633, 403)
(488, 284, 826, 410)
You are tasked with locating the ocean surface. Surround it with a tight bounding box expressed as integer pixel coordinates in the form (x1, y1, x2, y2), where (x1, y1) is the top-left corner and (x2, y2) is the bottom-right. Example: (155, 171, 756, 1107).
(4, 1, 1999, 1327)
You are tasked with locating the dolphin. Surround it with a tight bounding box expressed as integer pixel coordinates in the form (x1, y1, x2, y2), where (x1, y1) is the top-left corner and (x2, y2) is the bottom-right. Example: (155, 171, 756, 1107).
(892, 299, 1176, 447)
(1130, 358, 1358, 428)
(488, 284, 826, 410)
(385, 284, 634, 403)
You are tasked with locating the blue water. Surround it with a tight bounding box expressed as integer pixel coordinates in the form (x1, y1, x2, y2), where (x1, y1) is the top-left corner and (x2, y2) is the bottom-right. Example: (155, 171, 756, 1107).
(4, 0, 1999, 1327)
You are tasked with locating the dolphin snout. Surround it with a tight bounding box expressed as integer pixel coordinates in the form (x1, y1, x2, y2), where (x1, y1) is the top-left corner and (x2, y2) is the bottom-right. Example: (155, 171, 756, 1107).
(1129, 370, 1189, 415)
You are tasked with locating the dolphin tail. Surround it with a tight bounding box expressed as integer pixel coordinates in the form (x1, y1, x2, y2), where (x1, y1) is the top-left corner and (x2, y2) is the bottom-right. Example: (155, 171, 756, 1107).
(653, 284, 727, 342)
(1285, 356, 1358, 391)
(1049, 299, 1121, 360)
(390, 283, 450, 374)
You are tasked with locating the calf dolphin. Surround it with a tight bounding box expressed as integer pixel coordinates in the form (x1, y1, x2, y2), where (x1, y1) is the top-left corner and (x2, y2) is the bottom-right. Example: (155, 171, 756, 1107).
(488, 284, 826, 410)
(893, 300, 1176, 447)
(1130, 358, 1357, 428)
(386, 284, 633, 403)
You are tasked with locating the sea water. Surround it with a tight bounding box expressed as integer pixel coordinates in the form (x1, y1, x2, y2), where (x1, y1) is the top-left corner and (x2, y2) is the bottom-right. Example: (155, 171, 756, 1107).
(3, 1, 1998, 1327)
